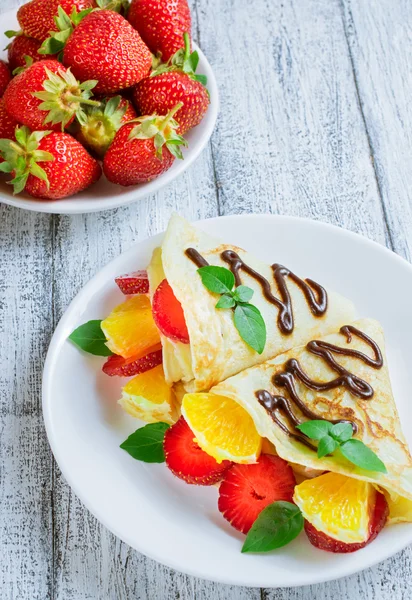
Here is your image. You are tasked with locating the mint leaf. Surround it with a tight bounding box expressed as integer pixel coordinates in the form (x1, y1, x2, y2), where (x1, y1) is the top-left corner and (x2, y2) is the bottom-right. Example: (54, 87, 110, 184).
(215, 294, 236, 309)
(197, 266, 235, 294)
(317, 435, 339, 458)
(330, 422, 353, 443)
(296, 420, 332, 440)
(69, 320, 113, 356)
(233, 285, 254, 303)
(120, 422, 170, 463)
(234, 303, 266, 354)
(340, 439, 387, 473)
(242, 501, 303, 553)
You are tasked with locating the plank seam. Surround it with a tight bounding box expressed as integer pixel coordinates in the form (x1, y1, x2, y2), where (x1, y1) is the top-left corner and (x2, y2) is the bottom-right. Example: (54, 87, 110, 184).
(339, 0, 395, 251)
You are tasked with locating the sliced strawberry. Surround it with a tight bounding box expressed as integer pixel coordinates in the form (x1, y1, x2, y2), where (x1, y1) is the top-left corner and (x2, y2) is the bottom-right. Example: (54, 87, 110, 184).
(218, 454, 296, 534)
(304, 491, 389, 553)
(102, 347, 162, 377)
(115, 270, 149, 295)
(164, 417, 231, 485)
(152, 279, 189, 343)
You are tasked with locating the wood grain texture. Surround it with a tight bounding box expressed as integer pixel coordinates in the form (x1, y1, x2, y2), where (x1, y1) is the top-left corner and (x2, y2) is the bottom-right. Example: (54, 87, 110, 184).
(1, 0, 412, 598)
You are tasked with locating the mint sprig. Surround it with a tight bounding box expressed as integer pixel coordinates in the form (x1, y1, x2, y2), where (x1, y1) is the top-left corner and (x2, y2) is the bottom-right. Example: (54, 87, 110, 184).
(120, 422, 170, 462)
(69, 320, 113, 356)
(296, 420, 387, 473)
(242, 501, 303, 553)
(197, 265, 267, 354)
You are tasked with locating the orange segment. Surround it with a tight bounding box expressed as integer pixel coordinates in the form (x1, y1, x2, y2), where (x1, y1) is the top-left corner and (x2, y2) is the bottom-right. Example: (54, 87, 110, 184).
(181, 393, 262, 464)
(294, 472, 376, 543)
(101, 295, 160, 358)
(119, 364, 177, 425)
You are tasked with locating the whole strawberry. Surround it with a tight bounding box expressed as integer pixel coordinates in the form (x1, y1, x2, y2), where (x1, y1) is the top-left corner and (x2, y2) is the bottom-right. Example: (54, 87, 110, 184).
(42, 9, 152, 94)
(133, 34, 209, 134)
(6, 34, 47, 73)
(0, 126, 101, 199)
(128, 0, 191, 62)
(3, 60, 100, 132)
(17, 0, 96, 43)
(103, 103, 187, 185)
(0, 61, 11, 97)
(77, 95, 137, 158)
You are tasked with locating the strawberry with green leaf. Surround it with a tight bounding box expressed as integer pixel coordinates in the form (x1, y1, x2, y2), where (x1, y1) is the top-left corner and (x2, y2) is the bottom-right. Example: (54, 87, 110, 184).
(128, 0, 191, 62)
(0, 126, 101, 199)
(76, 95, 137, 158)
(6, 33, 49, 73)
(17, 0, 96, 43)
(133, 33, 209, 134)
(3, 59, 100, 132)
(0, 61, 11, 98)
(103, 103, 187, 186)
(40, 8, 152, 94)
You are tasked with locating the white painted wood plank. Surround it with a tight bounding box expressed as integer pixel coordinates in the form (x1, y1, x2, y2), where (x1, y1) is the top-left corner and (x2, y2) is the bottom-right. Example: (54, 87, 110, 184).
(342, 0, 412, 260)
(197, 0, 388, 244)
(0, 206, 53, 600)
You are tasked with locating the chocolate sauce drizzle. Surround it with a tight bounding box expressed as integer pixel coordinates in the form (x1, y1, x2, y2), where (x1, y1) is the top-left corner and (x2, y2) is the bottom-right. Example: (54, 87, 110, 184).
(255, 326, 383, 451)
(185, 247, 327, 335)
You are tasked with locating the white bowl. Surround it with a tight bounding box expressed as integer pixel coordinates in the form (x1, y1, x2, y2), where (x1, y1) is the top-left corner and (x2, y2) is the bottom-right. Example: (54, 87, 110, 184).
(0, 9, 218, 214)
(43, 215, 412, 588)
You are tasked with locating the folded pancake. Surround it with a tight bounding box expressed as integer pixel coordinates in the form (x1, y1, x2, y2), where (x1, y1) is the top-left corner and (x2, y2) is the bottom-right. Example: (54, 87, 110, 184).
(147, 215, 356, 392)
(210, 318, 412, 514)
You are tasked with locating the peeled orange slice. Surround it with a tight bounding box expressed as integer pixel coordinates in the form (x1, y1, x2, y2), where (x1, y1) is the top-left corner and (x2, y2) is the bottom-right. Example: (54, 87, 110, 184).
(181, 393, 262, 464)
(101, 295, 160, 358)
(119, 364, 176, 425)
(293, 472, 376, 544)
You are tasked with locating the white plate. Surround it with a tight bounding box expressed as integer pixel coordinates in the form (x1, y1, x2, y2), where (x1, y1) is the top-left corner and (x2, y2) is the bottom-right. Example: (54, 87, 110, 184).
(0, 10, 218, 215)
(43, 215, 412, 587)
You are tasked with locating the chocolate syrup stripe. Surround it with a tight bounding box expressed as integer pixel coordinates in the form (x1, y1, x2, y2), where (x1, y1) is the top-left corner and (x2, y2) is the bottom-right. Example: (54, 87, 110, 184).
(256, 326, 383, 451)
(185, 247, 327, 335)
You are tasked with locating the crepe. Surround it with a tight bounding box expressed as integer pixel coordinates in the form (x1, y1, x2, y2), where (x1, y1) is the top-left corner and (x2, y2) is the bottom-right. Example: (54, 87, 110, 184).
(147, 214, 356, 392)
(210, 318, 412, 513)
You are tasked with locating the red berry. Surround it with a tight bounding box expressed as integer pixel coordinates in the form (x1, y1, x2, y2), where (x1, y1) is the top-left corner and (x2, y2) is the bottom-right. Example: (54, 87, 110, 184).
(304, 491, 389, 553)
(7, 35, 47, 73)
(3, 60, 99, 132)
(17, 0, 96, 43)
(0, 99, 19, 140)
(102, 348, 162, 377)
(115, 271, 149, 295)
(0, 61, 11, 98)
(128, 0, 191, 62)
(152, 279, 189, 343)
(103, 122, 175, 186)
(164, 417, 231, 485)
(133, 72, 209, 135)
(218, 455, 296, 534)
(63, 10, 152, 94)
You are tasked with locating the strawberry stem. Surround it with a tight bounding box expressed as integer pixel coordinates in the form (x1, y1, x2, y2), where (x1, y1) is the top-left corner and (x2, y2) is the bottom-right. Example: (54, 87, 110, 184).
(183, 33, 191, 61)
(65, 95, 100, 107)
(159, 103, 184, 132)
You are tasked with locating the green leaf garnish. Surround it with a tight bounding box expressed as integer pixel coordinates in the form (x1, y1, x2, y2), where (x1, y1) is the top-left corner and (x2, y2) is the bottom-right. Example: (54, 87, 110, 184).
(297, 418, 386, 472)
(198, 265, 235, 294)
(339, 439, 387, 473)
(296, 419, 331, 440)
(120, 422, 170, 463)
(317, 435, 339, 458)
(215, 294, 236, 309)
(234, 303, 266, 354)
(196, 265, 267, 353)
(330, 422, 353, 443)
(242, 501, 303, 553)
(69, 320, 113, 356)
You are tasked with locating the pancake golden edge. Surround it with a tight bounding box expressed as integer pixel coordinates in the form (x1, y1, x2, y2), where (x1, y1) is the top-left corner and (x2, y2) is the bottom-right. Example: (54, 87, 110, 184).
(208, 318, 412, 525)
(147, 214, 356, 393)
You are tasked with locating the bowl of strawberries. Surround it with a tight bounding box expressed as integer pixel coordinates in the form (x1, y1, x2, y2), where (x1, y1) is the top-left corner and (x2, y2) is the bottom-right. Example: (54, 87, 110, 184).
(0, 0, 218, 214)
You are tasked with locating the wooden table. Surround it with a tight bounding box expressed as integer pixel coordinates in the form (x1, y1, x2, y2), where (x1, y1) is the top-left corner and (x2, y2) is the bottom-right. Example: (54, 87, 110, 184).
(1, 0, 412, 598)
